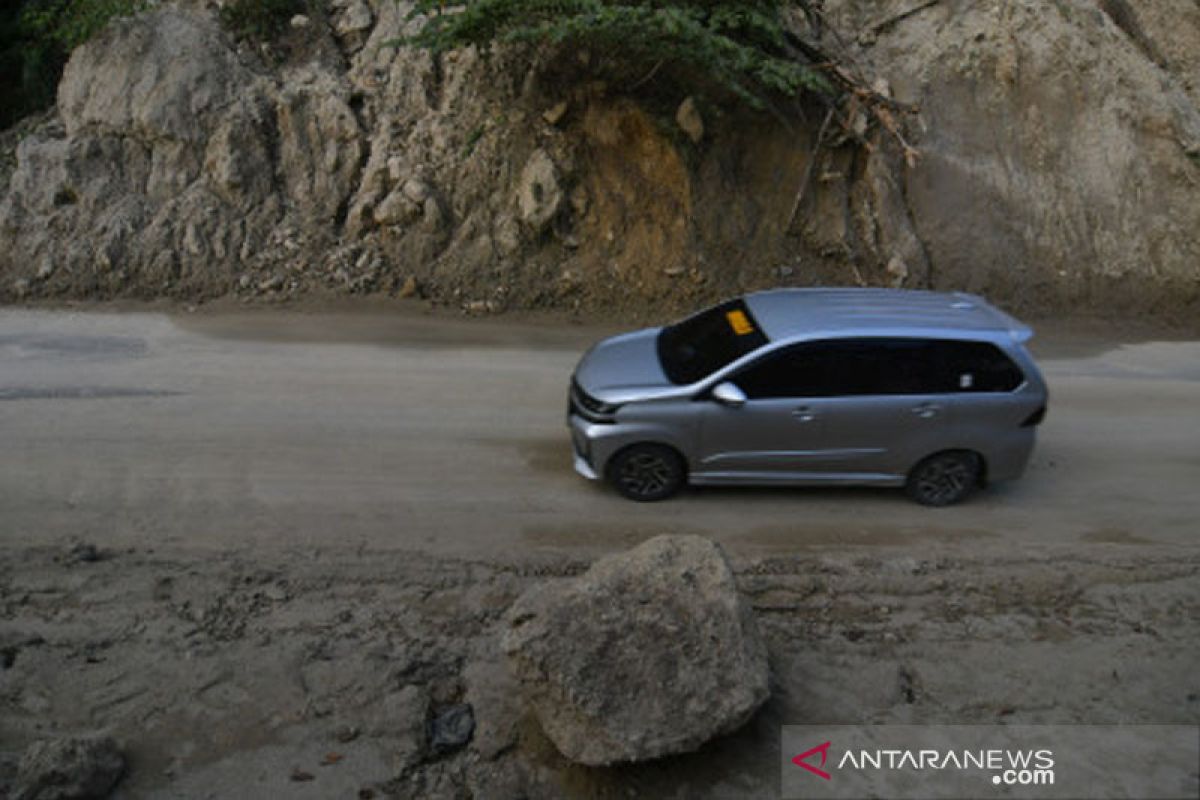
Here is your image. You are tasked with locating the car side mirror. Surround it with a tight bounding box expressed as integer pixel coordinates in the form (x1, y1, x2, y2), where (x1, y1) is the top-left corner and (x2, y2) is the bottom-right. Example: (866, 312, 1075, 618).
(711, 382, 747, 408)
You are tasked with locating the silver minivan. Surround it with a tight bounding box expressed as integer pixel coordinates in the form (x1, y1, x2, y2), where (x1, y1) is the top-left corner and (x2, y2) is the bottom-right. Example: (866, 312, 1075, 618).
(568, 288, 1047, 505)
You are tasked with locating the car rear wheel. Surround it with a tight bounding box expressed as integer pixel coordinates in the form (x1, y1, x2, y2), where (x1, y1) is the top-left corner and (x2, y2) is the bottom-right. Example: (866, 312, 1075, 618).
(906, 451, 981, 507)
(608, 444, 686, 502)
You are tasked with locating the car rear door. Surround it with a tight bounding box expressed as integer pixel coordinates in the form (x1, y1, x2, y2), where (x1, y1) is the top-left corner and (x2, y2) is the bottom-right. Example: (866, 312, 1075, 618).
(808, 339, 953, 478)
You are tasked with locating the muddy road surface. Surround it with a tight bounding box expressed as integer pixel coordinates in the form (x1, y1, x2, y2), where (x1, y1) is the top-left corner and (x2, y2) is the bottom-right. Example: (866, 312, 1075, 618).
(1, 305, 1198, 798)
(1, 306, 1197, 560)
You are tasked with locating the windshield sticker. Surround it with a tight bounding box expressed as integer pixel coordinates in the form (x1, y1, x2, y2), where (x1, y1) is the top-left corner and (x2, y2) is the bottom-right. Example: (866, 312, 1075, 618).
(726, 310, 755, 336)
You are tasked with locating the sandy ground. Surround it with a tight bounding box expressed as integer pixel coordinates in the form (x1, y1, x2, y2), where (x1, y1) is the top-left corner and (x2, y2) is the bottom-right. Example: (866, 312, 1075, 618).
(1, 304, 1198, 797)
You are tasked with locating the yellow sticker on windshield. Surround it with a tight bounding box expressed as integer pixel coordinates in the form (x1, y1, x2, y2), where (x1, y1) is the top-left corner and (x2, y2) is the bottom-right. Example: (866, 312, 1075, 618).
(726, 309, 754, 336)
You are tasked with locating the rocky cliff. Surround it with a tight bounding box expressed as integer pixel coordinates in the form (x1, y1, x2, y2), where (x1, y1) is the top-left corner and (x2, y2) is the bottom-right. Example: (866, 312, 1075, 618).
(1, 0, 1197, 317)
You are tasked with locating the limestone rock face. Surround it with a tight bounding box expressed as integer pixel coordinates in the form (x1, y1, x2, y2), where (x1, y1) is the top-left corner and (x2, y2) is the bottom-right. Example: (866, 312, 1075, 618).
(1, 9, 286, 299)
(58, 9, 248, 144)
(0, 0, 1197, 316)
(501, 535, 770, 766)
(275, 70, 365, 224)
(819, 0, 1200, 313)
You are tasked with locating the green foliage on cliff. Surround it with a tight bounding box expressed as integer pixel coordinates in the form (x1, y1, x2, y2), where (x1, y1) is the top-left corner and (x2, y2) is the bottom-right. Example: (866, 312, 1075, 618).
(1, 0, 145, 129)
(404, 0, 833, 110)
(220, 0, 310, 42)
(20, 0, 145, 50)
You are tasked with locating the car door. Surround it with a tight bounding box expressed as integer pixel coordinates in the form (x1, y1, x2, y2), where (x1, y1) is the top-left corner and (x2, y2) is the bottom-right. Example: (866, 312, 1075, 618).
(809, 339, 952, 478)
(693, 343, 841, 480)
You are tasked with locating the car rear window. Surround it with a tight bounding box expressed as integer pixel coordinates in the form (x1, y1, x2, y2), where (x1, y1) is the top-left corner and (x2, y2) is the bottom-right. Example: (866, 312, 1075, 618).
(657, 298, 769, 384)
(936, 340, 1025, 392)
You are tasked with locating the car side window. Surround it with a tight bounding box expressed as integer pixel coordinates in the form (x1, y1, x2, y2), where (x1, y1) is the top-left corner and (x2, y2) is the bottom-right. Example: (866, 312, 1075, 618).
(732, 345, 835, 398)
(733, 339, 942, 398)
(731, 338, 1022, 399)
(934, 340, 1024, 392)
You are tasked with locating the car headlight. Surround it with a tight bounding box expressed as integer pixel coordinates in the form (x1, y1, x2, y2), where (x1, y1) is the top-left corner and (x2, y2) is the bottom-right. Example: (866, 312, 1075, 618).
(571, 381, 623, 421)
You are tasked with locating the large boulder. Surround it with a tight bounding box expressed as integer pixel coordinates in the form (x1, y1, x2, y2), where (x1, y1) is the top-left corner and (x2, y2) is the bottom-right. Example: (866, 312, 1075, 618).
(501, 535, 769, 766)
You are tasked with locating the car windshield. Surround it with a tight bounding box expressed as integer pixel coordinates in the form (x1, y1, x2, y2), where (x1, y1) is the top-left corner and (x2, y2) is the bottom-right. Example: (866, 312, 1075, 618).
(657, 298, 769, 384)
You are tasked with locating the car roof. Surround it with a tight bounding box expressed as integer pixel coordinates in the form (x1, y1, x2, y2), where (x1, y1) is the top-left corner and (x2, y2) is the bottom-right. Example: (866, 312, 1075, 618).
(741, 288, 1032, 343)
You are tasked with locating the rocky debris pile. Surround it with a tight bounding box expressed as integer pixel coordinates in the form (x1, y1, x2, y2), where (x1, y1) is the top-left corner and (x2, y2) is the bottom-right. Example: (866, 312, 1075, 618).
(10, 736, 125, 800)
(1, 542, 1198, 797)
(502, 535, 770, 765)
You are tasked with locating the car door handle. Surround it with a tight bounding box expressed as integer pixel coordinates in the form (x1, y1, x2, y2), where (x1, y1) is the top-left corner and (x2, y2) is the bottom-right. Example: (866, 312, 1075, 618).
(792, 406, 817, 422)
(911, 402, 942, 419)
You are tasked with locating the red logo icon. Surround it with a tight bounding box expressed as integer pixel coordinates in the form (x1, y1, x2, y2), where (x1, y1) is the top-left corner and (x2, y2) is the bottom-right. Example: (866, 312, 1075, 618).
(792, 741, 832, 780)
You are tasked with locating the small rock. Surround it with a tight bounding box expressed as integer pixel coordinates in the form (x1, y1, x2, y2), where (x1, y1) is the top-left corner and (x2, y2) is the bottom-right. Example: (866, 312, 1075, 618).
(427, 704, 475, 757)
(258, 275, 284, 293)
(13, 736, 125, 800)
(335, 0, 373, 34)
(290, 14, 310, 28)
(675, 97, 704, 143)
(569, 185, 589, 218)
(421, 197, 444, 229)
(493, 215, 522, 256)
(373, 190, 420, 227)
(386, 157, 405, 182)
(516, 149, 563, 234)
(290, 768, 315, 782)
(333, 725, 360, 744)
(542, 101, 569, 126)
(66, 543, 102, 564)
(401, 179, 431, 204)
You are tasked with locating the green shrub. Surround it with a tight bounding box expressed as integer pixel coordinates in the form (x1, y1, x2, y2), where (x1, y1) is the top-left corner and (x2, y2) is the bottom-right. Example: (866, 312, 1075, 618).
(20, 0, 146, 51)
(403, 0, 833, 111)
(220, 0, 309, 42)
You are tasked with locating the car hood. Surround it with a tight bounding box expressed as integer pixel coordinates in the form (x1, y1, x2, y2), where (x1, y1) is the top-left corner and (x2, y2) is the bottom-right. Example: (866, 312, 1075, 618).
(573, 327, 676, 402)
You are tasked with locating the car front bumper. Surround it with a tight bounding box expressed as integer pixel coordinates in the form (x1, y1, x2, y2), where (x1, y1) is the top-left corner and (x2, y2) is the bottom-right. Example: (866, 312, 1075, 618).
(568, 414, 601, 480)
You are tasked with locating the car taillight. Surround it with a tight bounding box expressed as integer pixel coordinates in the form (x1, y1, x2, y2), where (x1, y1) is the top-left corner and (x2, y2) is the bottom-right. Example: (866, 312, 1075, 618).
(1021, 406, 1046, 427)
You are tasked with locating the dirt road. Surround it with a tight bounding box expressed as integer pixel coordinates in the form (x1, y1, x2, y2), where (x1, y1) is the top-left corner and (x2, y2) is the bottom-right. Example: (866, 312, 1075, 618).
(1, 306, 1198, 798)
(2, 306, 1198, 559)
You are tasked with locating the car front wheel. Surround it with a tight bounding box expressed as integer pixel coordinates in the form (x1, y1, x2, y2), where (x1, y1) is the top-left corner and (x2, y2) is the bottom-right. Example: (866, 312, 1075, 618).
(906, 451, 981, 507)
(607, 444, 686, 502)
